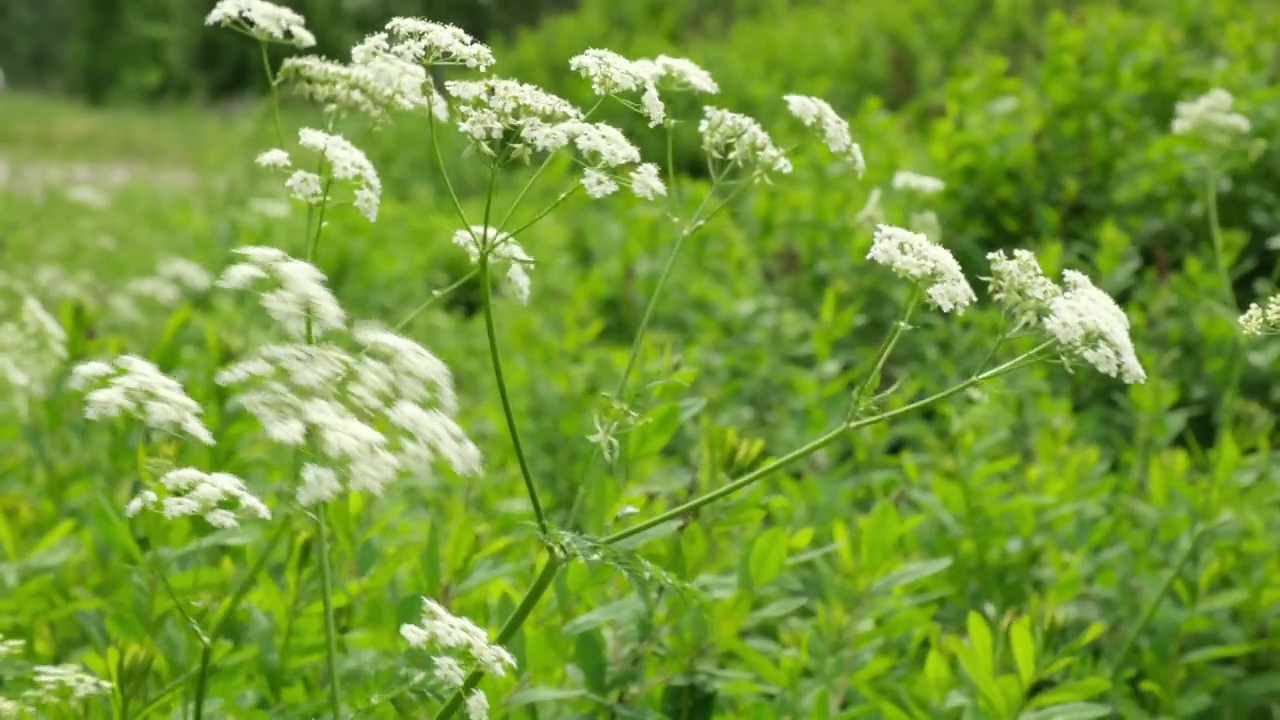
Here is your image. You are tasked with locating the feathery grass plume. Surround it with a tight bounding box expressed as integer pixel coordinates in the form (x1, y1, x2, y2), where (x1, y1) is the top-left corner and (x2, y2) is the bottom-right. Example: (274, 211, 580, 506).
(868, 224, 976, 314)
(256, 129, 381, 221)
(1239, 293, 1280, 336)
(451, 226, 533, 303)
(985, 249, 1061, 328)
(126, 468, 271, 528)
(0, 296, 67, 398)
(382, 17, 495, 70)
(204, 0, 315, 48)
(444, 78, 582, 160)
(784, 94, 865, 177)
(70, 356, 215, 444)
(1172, 88, 1251, 140)
(1043, 270, 1146, 383)
(892, 170, 945, 194)
(126, 257, 214, 306)
(400, 598, 517, 680)
(699, 106, 792, 180)
(217, 245, 347, 339)
(22, 664, 112, 704)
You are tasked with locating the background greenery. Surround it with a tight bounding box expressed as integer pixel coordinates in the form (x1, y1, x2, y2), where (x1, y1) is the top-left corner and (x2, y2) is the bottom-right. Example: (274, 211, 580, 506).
(1, 0, 1278, 717)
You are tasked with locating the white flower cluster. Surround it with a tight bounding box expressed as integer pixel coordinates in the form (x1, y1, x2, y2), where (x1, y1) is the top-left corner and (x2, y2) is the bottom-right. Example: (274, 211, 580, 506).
(1239, 293, 1280, 336)
(383, 17, 495, 70)
(217, 249, 478, 505)
(0, 296, 67, 397)
(205, 0, 315, 48)
(892, 170, 945, 195)
(445, 77, 583, 157)
(985, 249, 1060, 327)
(451, 226, 533, 303)
(1043, 271, 1146, 384)
(1172, 88, 1251, 140)
(23, 664, 113, 704)
(868, 224, 976, 314)
(784, 94, 865, 177)
(699, 106, 792, 179)
(256, 128, 382, 222)
(0, 634, 23, 657)
(217, 246, 347, 339)
(126, 257, 214, 306)
(401, 597, 515, 719)
(126, 468, 271, 528)
(280, 50, 445, 125)
(71, 355, 215, 444)
(569, 50, 718, 127)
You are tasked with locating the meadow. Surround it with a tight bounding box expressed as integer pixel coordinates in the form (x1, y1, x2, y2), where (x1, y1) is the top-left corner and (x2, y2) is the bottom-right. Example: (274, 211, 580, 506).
(0, 0, 1279, 718)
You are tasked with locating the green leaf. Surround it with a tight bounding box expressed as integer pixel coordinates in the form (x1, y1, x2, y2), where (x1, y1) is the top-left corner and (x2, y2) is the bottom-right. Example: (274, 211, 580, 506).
(870, 557, 953, 594)
(1024, 679, 1111, 710)
(507, 687, 589, 706)
(1018, 701, 1112, 720)
(967, 611, 995, 676)
(1179, 643, 1258, 664)
(630, 402, 683, 458)
(660, 680, 717, 720)
(1009, 616, 1037, 687)
(748, 527, 789, 587)
(573, 629, 608, 694)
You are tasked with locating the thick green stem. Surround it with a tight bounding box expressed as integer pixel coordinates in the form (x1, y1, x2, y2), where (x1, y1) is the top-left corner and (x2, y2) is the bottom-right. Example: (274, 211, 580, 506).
(317, 507, 343, 718)
(479, 253, 548, 534)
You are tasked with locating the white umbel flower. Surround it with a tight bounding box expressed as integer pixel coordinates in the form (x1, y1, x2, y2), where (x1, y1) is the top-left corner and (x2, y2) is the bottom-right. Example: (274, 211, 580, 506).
(1171, 88, 1251, 140)
(445, 78, 582, 158)
(784, 94, 865, 177)
(451, 226, 534, 303)
(433, 656, 466, 687)
(127, 468, 270, 528)
(562, 122, 642, 168)
(1043, 270, 1145, 384)
(570, 48, 653, 95)
(0, 296, 67, 396)
(892, 170, 945, 195)
(205, 0, 316, 48)
(1239, 293, 1280, 336)
(0, 634, 24, 658)
(24, 665, 112, 703)
(646, 55, 719, 94)
(985, 249, 1061, 327)
(400, 597, 517, 677)
(280, 48, 446, 125)
(71, 355, 215, 444)
(699, 106, 792, 179)
(298, 128, 382, 221)
(465, 690, 490, 720)
(582, 168, 620, 198)
(868, 224, 976, 314)
(629, 163, 667, 200)
(383, 17, 495, 70)
(217, 246, 347, 340)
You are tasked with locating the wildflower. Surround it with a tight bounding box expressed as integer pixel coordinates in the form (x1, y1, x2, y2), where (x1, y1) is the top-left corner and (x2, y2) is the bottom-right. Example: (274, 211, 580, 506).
(562, 122, 641, 168)
(401, 598, 517, 677)
(645, 55, 719, 95)
(587, 413, 620, 463)
(451, 227, 533, 303)
(1172, 88, 1251, 140)
(434, 656, 466, 687)
(0, 296, 67, 396)
(582, 168, 619, 198)
(0, 698, 25, 718)
(205, 0, 316, 48)
(1239, 293, 1280, 336)
(284, 169, 323, 203)
(445, 78, 582, 158)
(892, 170, 945, 195)
(868, 224, 976, 314)
(783, 94, 865, 177)
(0, 634, 23, 657)
(699, 107, 792, 179)
(126, 468, 270, 528)
(71, 355, 215, 444)
(1043, 270, 1145, 383)
(466, 690, 490, 720)
(382, 17, 495, 70)
(985, 249, 1061, 327)
(629, 163, 667, 200)
(258, 130, 382, 221)
(217, 246, 347, 339)
(256, 149, 292, 169)
(23, 665, 112, 703)
(570, 48, 652, 96)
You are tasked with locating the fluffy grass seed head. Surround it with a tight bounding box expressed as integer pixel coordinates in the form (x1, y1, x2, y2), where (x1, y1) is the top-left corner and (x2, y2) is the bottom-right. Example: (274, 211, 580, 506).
(985, 249, 1061, 327)
(784, 94, 865, 177)
(1172, 88, 1251, 141)
(0, 296, 68, 397)
(1043, 270, 1146, 383)
(451, 226, 534, 303)
(699, 106, 792, 179)
(126, 468, 270, 528)
(71, 355, 215, 444)
(1239, 293, 1280, 336)
(401, 597, 517, 678)
(205, 0, 315, 47)
(217, 246, 347, 339)
(892, 170, 945, 195)
(868, 224, 976, 314)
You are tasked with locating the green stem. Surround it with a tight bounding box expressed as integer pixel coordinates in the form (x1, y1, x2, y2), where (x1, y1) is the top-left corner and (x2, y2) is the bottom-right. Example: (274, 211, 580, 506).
(432, 343, 1052, 718)
(259, 41, 284, 147)
(479, 253, 548, 534)
(389, 270, 479, 334)
(432, 556, 561, 719)
(316, 507, 343, 718)
(1205, 172, 1236, 310)
(505, 188, 581, 240)
(429, 111, 472, 231)
(851, 290, 918, 416)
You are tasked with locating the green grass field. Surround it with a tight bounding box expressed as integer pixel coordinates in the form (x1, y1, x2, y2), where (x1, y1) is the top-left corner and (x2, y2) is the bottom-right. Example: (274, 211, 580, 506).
(1, 1, 1279, 718)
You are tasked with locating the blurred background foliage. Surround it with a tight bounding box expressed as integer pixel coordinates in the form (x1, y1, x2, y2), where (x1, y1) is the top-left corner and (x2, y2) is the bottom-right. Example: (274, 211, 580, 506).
(2, 0, 1280, 717)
